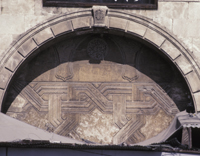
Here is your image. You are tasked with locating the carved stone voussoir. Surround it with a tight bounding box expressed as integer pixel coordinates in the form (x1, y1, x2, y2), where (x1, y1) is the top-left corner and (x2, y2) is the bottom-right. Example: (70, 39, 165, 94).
(92, 6, 108, 27)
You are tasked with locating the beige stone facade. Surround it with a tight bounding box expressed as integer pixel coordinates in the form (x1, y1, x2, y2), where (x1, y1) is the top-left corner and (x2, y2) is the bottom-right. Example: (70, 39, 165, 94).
(1, 0, 200, 146)
(0, 0, 200, 58)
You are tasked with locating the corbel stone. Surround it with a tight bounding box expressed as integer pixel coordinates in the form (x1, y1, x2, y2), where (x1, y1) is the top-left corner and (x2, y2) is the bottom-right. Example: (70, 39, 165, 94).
(92, 6, 108, 27)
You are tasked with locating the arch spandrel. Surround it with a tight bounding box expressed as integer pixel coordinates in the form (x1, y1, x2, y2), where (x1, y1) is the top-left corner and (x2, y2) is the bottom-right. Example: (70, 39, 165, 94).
(0, 6, 200, 144)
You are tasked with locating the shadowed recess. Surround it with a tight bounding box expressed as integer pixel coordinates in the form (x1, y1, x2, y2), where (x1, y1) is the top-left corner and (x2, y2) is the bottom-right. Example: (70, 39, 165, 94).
(3, 33, 193, 145)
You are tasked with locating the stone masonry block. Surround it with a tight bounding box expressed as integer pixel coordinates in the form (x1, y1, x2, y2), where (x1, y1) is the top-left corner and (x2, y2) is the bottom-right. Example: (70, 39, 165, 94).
(18, 38, 37, 57)
(153, 17, 173, 32)
(127, 21, 147, 37)
(192, 38, 200, 67)
(194, 92, 200, 112)
(1, 0, 34, 15)
(157, 2, 188, 20)
(51, 20, 72, 36)
(25, 15, 52, 31)
(144, 28, 165, 47)
(72, 17, 90, 30)
(0, 34, 13, 53)
(0, 15, 25, 34)
(0, 0, 1, 14)
(5, 52, 24, 72)
(33, 28, 54, 45)
(188, 3, 200, 20)
(175, 55, 193, 75)
(109, 17, 127, 31)
(186, 71, 200, 93)
(0, 89, 4, 109)
(173, 19, 200, 38)
(0, 68, 12, 89)
(161, 40, 181, 60)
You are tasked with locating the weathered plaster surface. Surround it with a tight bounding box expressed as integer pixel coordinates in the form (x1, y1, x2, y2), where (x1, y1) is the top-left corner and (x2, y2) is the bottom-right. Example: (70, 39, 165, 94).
(141, 109, 174, 140)
(76, 109, 119, 144)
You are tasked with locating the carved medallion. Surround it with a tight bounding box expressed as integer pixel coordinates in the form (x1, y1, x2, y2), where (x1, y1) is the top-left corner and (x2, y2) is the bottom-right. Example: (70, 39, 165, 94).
(92, 6, 108, 27)
(95, 9, 104, 21)
(87, 38, 108, 60)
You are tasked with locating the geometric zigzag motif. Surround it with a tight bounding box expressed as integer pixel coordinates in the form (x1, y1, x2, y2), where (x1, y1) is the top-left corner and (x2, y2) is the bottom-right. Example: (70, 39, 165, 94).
(8, 81, 179, 144)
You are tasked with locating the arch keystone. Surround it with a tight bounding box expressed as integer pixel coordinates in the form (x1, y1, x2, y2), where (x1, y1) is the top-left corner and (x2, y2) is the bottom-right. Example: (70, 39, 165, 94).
(92, 6, 108, 27)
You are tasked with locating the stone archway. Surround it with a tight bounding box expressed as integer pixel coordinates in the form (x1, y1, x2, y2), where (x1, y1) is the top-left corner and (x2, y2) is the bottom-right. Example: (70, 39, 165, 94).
(0, 6, 200, 144)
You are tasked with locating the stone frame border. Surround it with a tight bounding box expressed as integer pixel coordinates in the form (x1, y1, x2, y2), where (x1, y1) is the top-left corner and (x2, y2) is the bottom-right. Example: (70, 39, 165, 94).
(1, 6, 200, 112)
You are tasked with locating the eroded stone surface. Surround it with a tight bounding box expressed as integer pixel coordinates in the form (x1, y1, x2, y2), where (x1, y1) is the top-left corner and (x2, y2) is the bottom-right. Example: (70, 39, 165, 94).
(1, 0, 34, 15)
(144, 28, 165, 46)
(153, 17, 172, 31)
(4, 34, 193, 145)
(192, 38, 200, 65)
(0, 34, 13, 53)
(25, 15, 52, 31)
(173, 19, 200, 38)
(141, 109, 174, 140)
(188, 3, 200, 20)
(76, 109, 119, 144)
(0, 15, 25, 34)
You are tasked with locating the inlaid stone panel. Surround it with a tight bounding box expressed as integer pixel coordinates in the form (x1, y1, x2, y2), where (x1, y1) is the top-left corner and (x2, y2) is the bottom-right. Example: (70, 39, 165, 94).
(4, 34, 193, 144)
(6, 79, 178, 144)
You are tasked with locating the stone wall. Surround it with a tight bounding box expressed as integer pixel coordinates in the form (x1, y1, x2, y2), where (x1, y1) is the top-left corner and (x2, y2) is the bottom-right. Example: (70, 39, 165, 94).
(1, 0, 200, 146)
(0, 0, 200, 63)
